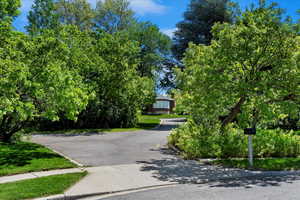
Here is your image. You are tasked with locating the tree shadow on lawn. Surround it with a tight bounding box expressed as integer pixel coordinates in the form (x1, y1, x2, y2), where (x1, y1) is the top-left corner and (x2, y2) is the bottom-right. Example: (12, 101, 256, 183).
(0, 142, 62, 167)
(137, 148, 300, 188)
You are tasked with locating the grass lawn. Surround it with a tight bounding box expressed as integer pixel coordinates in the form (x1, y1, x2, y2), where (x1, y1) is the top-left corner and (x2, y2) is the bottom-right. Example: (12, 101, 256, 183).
(211, 158, 300, 171)
(0, 172, 87, 200)
(33, 114, 187, 135)
(0, 142, 77, 177)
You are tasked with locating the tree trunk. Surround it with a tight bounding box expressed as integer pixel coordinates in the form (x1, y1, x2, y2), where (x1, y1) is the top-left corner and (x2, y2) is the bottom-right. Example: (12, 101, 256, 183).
(0, 114, 25, 143)
(221, 96, 247, 132)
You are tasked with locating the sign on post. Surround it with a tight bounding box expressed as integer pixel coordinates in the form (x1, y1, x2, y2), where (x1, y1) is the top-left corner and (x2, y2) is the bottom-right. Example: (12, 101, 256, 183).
(244, 128, 256, 167)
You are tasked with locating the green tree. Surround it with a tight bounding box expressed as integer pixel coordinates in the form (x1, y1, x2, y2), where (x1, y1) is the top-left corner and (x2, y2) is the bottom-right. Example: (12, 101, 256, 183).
(0, 27, 90, 143)
(177, 4, 299, 131)
(56, 0, 94, 31)
(26, 0, 94, 34)
(126, 22, 172, 79)
(92, 0, 172, 87)
(172, 0, 237, 61)
(94, 0, 135, 33)
(39, 26, 155, 129)
(76, 31, 155, 128)
(0, 0, 20, 21)
(26, 0, 59, 35)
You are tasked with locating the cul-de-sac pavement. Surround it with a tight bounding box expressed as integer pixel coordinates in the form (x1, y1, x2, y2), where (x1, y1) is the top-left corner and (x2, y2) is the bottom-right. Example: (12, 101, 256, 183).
(31, 119, 300, 200)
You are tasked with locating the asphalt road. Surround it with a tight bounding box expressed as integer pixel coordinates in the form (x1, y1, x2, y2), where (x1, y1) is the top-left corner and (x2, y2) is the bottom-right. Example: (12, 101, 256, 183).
(32, 118, 184, 166)
(99, 178, 300, 200)
(32, 118, 300, 200)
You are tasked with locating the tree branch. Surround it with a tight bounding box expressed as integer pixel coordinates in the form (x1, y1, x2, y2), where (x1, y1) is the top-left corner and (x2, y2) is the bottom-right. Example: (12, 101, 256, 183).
(221, 96, 247, 131)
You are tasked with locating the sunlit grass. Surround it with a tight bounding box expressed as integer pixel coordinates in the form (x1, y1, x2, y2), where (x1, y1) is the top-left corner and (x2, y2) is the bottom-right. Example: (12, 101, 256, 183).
(0, 142, 76, 177)
(0, 172, 87, 200)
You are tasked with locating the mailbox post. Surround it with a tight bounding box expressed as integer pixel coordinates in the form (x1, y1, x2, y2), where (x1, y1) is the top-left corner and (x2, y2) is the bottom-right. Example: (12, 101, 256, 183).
(244, 128, 256, 167)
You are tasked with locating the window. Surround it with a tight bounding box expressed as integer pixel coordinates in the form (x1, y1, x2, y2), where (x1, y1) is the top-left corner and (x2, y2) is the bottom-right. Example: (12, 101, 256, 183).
(153, 101, 170, 109)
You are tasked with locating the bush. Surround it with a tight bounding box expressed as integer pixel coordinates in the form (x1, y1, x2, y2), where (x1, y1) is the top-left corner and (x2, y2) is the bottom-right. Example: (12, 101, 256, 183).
(169, 121, 221, 159)
(168, 121, 300, 159)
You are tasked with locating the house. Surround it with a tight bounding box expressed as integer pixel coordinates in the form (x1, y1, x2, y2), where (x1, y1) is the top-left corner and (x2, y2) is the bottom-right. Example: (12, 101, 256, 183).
(146, 95, 175, 114)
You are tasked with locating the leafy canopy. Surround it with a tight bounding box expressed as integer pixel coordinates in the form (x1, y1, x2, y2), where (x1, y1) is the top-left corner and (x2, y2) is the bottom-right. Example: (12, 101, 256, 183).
(0, 0, 21, 20)
(94, 0, 135, 33)
(56, 0, 94, 31)
(125, 22, 172, 79)
(0, 26, 90, 142)
(178, 4, 300, 130)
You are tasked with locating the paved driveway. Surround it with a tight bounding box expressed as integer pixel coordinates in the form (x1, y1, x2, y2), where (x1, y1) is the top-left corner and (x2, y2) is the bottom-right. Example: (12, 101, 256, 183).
(32, 118, 300, 200)
(32, 119, 184, 166)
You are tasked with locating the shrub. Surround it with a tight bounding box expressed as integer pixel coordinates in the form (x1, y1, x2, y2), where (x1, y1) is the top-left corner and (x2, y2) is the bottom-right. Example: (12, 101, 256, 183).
(168, 121, 222, 159)
(169, 121, 300, 159)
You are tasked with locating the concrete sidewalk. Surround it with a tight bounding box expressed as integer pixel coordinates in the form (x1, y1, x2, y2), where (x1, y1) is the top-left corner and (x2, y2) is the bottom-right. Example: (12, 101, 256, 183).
(36, 162, 300, 200)
(32, 164, 177, 200)
(65, 164, 175, 198)
(0, 168, 84, 184)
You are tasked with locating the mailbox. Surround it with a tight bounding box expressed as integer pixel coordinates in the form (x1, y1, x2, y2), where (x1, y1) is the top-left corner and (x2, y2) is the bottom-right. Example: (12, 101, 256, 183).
(244, 128, 256, 135)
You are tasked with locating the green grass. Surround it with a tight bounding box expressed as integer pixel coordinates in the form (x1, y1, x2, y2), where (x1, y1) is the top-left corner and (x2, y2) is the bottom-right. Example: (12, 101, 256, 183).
(0, 172, 87, 200)
(211, 158, 300, 171)
(34, 114, 187, 135)
(0, 142, 77, 177)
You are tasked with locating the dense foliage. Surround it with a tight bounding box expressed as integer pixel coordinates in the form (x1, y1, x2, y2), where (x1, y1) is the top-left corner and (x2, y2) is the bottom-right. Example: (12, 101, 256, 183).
(0, 0, 21, 21)
(0, 0, 159, 142)
(0, 24, 90, 142)
(176, 4, 299, 131)
(24, 0, 171, 131)
(26, 0, 172, 82)
(126, 22, 172, 78)
(170, 3, 300, 158)
(94, 0, 134, 33)
(169, 122, 300, 159)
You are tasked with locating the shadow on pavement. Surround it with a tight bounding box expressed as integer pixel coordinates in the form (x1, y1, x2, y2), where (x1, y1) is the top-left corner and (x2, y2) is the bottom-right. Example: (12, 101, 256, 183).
(137, 155, 300, 188)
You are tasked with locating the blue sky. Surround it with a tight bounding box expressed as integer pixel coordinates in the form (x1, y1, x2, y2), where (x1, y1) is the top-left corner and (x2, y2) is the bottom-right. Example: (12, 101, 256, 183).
(14, 0, 300, 36)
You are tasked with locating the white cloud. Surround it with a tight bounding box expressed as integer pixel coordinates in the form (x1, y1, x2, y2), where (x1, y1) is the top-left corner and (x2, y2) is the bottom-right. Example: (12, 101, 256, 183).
(162, 28, 176, 38)
(92, 0, 167, 15)
(128, 0, 167, 15)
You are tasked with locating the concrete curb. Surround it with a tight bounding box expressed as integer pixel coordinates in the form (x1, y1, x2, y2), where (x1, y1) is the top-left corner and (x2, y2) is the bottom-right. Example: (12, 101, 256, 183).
(34, 184, 177, 200)
(42, 144, 85, 168)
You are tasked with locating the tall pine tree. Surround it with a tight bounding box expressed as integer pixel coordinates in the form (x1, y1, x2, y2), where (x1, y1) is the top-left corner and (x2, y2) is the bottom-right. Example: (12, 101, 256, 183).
(172, 0, 237, 61)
